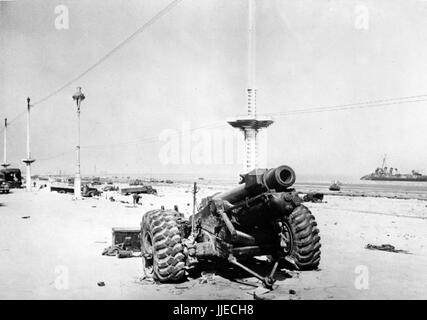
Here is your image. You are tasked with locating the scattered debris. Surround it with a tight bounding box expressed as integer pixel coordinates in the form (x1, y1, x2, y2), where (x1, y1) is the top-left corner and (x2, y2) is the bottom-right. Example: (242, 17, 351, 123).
(252, 287, 275, 300)
(117, 250, 134, 258)
(102, 245, 120, 256)
(237, 279, 259, 289)
(97, 281, 105, 287)
(175, 285, 190, 290)
(239, 285, 254, 290)
(102, 244, 140, 258)
(103, 228, 141, 258)
(199, 272, 216, 285)
(138, 277, 155, 285)
(302, 192, 324, 203)
(112, 228, 141, 250)
(365, 243, 410, 254)
(170, 289, 183, 295)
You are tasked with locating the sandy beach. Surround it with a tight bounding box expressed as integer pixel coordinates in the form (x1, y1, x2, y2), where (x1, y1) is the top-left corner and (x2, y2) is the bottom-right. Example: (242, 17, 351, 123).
(1, 184, 426, 300)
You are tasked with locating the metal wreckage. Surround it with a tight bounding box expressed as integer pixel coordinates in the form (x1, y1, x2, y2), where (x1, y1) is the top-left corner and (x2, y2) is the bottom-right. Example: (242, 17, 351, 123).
(140, 165, 321, 288)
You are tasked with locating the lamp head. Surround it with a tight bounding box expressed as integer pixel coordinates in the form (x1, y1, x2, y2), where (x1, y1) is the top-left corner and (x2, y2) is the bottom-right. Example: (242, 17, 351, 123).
(72, 87, 85, 102)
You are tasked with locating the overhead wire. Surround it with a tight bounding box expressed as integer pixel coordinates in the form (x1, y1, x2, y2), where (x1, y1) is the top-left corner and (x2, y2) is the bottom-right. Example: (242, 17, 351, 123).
(13, 95, 427, 161)
(263, 94, 427, 117)
(31, 0, 184, 107)
(2, 0, 427, 163)
(0, 0, 184, 133)
(37, 121, 226, 161)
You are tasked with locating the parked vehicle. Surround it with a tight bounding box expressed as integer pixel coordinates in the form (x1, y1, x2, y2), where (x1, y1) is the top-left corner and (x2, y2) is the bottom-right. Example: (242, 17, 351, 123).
(0, 168, 22, 188)
(0, 173, 10, 194)
(51, 182, 101, 197)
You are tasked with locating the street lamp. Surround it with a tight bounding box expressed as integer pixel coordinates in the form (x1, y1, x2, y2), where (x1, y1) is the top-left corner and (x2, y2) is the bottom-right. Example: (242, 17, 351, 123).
(22, 97, 35, 191)
(72, 87, 85, 199)
(2, 118, 10, 169)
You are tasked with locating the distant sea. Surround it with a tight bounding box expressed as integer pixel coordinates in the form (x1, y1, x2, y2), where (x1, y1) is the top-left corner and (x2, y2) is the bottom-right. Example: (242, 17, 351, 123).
(40, 169, 427, 199)
(76, 171, 427, 198)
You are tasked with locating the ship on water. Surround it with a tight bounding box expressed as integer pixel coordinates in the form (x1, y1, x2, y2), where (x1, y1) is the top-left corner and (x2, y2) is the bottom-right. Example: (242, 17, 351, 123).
(361, 155, 427, 182)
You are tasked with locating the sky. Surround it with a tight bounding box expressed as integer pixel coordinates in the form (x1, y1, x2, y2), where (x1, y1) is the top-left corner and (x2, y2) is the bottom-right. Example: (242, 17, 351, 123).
(1, 0, 427, 182)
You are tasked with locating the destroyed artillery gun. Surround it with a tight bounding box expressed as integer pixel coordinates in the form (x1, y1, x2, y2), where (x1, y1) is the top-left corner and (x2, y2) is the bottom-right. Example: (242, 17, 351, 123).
(140, 165, 321, 288)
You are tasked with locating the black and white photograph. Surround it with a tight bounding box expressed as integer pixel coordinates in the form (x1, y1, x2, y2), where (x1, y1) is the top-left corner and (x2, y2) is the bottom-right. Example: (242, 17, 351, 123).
(1, 0, 427, 302)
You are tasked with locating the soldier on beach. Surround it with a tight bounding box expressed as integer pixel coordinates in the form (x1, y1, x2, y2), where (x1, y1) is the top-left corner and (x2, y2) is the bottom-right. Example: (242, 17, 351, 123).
(132, 193, 141, 206)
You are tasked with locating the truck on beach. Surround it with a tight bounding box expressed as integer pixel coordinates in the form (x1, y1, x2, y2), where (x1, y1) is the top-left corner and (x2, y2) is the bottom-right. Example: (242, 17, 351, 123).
(50, 180, 101, 197)
(0, 168, 22, 188)
(0, 172, 10, 194)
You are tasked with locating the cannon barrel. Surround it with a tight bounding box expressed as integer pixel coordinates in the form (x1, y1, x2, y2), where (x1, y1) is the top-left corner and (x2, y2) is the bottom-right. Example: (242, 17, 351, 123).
(213, 165, 296, 204)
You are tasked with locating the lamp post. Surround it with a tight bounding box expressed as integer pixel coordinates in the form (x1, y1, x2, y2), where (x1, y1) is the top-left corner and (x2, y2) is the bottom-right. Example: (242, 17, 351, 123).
(1, 118, 10, 169)
(72, 87, 85, 199)
(22, 97, 35, 191)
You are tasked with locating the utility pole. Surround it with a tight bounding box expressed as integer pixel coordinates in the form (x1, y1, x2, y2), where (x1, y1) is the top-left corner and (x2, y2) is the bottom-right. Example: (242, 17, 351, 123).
(192, 182, 198, 216)
(72, 87, 85, 199)
(22, 98, 35, 191)
(191, 182, 198, 236)
(1, 118, 10, 168)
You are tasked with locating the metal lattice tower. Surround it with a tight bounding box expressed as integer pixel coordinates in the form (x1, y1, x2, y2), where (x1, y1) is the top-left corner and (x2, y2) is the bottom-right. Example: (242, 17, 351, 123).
(227, 0, 273, 173)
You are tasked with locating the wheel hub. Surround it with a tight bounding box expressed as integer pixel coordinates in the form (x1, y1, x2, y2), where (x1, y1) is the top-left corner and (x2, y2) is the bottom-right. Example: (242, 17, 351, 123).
(280, 221, 293, 255)
(142, 233, 154, 278)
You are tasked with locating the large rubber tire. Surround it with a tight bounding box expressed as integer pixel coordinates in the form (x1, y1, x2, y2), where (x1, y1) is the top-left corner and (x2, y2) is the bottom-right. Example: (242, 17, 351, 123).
(140, 209, 186, 282)
(282, 205, 321, 270)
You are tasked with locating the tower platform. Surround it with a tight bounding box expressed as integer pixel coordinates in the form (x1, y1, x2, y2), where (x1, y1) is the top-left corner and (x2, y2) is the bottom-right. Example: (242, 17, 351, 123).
(227, 115, 274, 130)
(22, 158, 35, 165)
